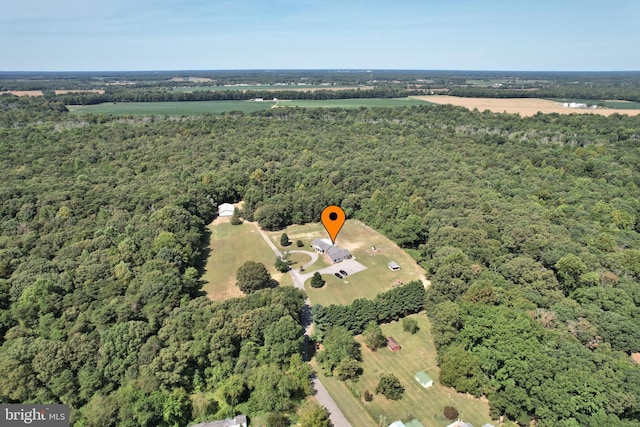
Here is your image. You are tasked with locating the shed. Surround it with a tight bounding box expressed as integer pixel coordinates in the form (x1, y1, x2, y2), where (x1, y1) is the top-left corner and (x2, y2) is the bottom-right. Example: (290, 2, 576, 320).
(388, 261, 400, 271)
(218, 203, 234, 217)
(387, 336, 401, 352)
(414, 371, 433, 388)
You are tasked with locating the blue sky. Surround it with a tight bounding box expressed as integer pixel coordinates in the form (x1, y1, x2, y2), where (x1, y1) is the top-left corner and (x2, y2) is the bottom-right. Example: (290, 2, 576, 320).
(1, 0, 638, 71)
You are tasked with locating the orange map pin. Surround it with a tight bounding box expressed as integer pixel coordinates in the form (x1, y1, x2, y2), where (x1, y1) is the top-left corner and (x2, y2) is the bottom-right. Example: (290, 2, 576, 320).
(321, 205, 346, 245)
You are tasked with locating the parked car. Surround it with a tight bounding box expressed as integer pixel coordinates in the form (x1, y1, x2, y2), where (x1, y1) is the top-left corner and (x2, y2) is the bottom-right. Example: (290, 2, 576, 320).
(334, 272, 343, 279)
(339, 269, 348, 276)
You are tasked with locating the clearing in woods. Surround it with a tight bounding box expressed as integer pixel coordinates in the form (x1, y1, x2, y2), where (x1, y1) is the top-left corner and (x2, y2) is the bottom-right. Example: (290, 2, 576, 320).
(264, 219, 429, 306)
(201, 219, 292, 301)
(415, 95, 640, 116)
(314, 314, 505, 427)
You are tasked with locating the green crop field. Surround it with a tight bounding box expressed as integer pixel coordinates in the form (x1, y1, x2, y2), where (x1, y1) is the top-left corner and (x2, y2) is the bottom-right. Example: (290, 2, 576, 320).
(67, 100, 274, 116)
(316, 314, 504, 427)
(67, 98, 433, 116)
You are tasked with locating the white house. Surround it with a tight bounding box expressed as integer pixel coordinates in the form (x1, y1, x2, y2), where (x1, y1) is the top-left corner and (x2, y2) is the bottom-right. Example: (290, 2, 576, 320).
(218, 203, 234, 217)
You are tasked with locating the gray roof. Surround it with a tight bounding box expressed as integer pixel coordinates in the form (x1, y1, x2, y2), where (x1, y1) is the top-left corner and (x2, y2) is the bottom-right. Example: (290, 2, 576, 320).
(189, 415, 247, 427)
(311, 238, 332, 252)
(388, 261, 400, 269)
(326, 245, 351, 262)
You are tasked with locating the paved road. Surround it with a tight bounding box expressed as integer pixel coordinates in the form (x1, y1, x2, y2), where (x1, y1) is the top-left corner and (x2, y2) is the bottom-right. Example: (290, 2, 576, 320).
(254, 223, 352, 427)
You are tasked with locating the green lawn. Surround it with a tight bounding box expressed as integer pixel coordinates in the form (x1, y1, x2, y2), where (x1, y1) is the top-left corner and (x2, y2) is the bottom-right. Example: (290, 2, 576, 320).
(267, 220, 429, 306)
(201, 221, 291, 301)
(317, 314, 503, 427)
(67, 98, 433, 116)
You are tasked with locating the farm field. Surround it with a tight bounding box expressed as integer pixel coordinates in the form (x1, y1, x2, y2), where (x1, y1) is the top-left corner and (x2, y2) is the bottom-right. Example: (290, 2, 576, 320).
(201, 220, 292, 302)
(67, 98, 433, 116)
(265, 220, 429, 306)
(416, 95, 640, 116)
(316, 314, 505, 427)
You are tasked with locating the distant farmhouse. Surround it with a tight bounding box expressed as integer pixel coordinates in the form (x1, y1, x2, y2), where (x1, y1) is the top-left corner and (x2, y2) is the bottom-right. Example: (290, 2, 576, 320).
(189, 414, 247, 427)
(311, 238, 352, 263)
(218, 203, 234, 217)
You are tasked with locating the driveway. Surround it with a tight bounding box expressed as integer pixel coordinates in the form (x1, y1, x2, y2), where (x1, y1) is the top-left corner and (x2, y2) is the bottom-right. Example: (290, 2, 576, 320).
(297, 258, 368, 285)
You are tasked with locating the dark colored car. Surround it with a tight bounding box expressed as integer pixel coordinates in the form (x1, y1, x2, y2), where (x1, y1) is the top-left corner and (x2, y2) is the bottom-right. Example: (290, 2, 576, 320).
(334, 272, 343, 279)
(339, 269, 348, 276)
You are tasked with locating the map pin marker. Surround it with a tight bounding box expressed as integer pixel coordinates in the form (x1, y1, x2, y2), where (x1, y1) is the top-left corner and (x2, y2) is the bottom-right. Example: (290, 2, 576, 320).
(321, 205, 346, 245)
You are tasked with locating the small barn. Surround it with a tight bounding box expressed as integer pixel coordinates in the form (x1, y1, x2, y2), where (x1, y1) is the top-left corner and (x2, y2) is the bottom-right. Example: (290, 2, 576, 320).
(414, 371, 433, 388)
(387, 336, 401, 352)
(218, 203, 234, 217)
(388, 261, 400, 271)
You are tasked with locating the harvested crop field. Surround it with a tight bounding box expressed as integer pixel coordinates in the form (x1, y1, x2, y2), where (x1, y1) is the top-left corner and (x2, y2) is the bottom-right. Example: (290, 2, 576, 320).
(414, 95, 640, 116)
(0, 90, 43, 97)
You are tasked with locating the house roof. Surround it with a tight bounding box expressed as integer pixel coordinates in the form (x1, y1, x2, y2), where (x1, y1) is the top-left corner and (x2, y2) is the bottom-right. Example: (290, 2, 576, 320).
(388, 261, 400, 269)
(189, 415, 247, 427)
(311, 238, 332, 252)
(415, 371, 433, 384)
(405, 420, 425, 427)
(326, 245, 351, 261)
(218, 203, 235, 216)
(387, 422, 405, 427)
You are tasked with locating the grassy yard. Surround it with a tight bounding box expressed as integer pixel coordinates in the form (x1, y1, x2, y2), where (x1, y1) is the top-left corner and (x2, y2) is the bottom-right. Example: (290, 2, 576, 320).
(266, 219, 429, 306)
(317, 314, 501, 427)
(201, 221, 291, 301)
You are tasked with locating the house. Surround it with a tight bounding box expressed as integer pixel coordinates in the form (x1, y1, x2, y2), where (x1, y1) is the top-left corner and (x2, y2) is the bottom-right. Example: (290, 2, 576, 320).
(446, 421, 474, 427)
(326, 245, 351, 263)
(311, 238, 333, 253)
(388, 261, 400, 271)
(311, 238, 352, 263)
(387, 421, 425, 427)
(387, 336, 401, 352)
(481, 424, 496, 427)
(414, 371, 433, 388)
(189, 415, 247, 427)
(218, 203, 234, 217)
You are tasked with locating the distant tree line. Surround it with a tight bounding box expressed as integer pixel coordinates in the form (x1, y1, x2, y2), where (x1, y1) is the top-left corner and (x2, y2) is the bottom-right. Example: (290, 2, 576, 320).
(54, 87, 417, 105)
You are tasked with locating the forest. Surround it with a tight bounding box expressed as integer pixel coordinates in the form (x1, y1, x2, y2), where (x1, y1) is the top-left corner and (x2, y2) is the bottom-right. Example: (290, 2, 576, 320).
(1, 92, 640, 426)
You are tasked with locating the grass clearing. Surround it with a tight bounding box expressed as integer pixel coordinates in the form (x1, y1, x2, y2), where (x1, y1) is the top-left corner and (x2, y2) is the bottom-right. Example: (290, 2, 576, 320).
(201, 221, 291, 301)
(266, 220, 428, 306)
(276, 98, 431, 109)
(317, 314, 501, 427)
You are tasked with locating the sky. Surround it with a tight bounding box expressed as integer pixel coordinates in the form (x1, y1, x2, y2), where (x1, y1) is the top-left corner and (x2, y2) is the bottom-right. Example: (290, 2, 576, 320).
(1, 0, 639, 71)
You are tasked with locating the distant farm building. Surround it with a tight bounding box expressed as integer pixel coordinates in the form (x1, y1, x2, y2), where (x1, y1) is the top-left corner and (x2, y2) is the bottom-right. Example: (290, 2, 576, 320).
(189, 414, 247, 427)
(218, 203, 234, 217)
(387, 336, 401, 352)
(563, 102, 588, 108)
(388, 261, 401, 271)
(311, 238, 352, 263)
(446, 421, 474, 427)
(414, 371, 433, 388)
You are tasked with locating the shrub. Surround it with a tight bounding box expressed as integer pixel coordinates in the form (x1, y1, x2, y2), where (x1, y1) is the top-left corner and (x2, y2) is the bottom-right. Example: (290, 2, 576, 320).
(402, 317, 419, 334)
(296, 239, 304, 247)
(443, 406, 459, 420)
(310, 272, 325, 288)
(375, 373, 404, 400)
(363, 389, 373, 402)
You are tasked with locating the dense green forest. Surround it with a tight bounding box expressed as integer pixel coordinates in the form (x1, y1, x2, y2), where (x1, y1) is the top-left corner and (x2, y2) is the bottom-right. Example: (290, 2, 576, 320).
(1, 93, 640, 426)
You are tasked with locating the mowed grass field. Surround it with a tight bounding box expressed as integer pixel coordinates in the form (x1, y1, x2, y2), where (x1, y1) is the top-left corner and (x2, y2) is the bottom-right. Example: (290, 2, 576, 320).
(265, 219, 428, 306)
(67, 98, 432, 116)
(317, 314, 501, 427)
(201, 220, 291, 301)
